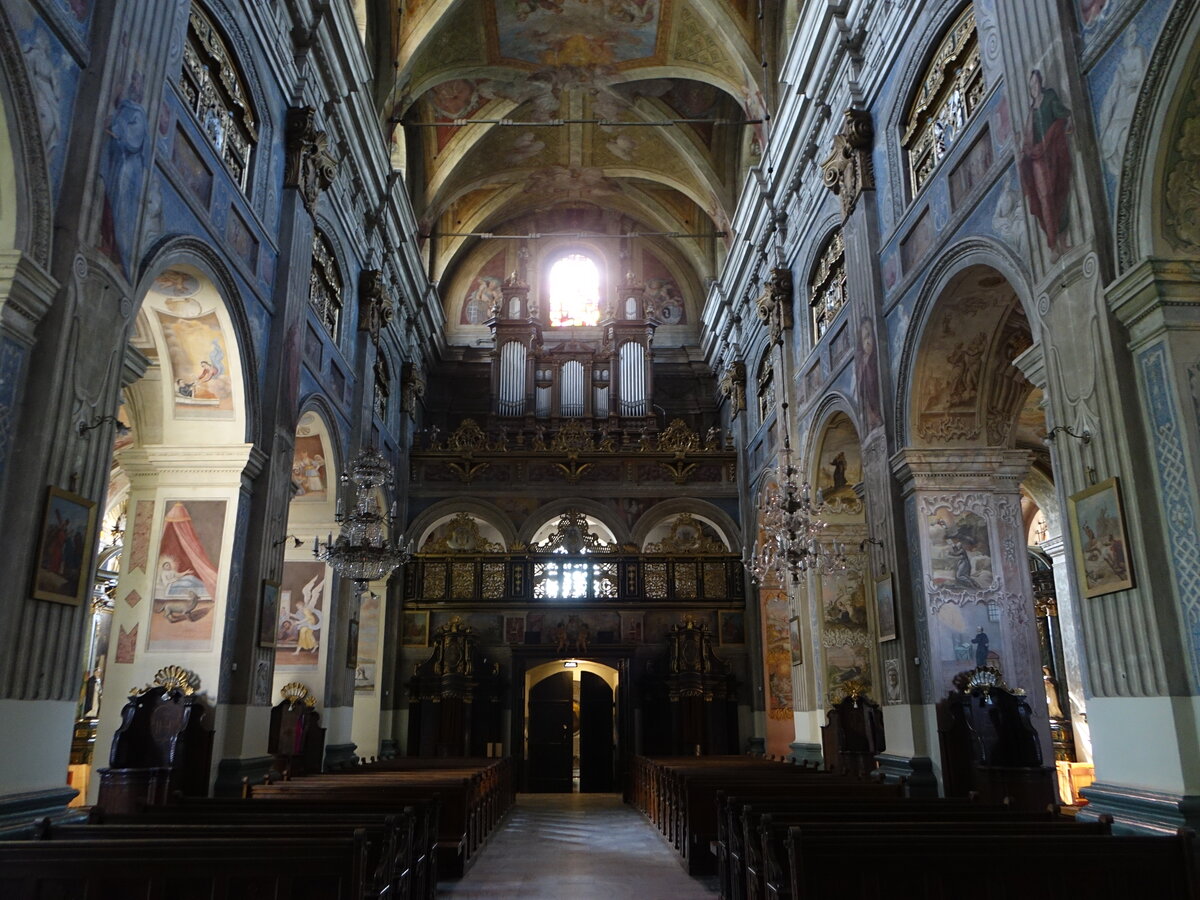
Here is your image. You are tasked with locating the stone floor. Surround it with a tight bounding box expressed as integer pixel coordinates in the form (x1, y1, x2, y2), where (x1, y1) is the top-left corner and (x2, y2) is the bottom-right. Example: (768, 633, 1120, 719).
(439, 793, 720, 899)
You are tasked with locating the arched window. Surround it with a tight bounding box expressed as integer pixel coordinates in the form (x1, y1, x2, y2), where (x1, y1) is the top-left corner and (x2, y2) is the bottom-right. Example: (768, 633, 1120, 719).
(310, 230, 342, 337)
(809, 230, 846, 341)
(902, 4, 983, 196)
(547, 253, 601, 327)
(181, 4, 258, 192)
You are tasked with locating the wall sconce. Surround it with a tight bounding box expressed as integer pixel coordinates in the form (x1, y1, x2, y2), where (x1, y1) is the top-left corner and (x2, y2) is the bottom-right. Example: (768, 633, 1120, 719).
(859, 537, 884, 553)
(273, 534, 304, 548)
(1044, 426, 1091, 445)
(77, 415, 123, 437)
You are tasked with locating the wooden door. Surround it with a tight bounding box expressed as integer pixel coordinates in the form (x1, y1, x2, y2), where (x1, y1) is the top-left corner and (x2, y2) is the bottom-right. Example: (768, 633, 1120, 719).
(527, 671, 573, 792)
(579, 671, 614, 792)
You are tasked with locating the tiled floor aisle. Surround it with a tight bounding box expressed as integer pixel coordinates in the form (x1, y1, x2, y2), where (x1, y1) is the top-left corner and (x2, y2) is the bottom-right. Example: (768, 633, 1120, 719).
(439, 793, 720, 899)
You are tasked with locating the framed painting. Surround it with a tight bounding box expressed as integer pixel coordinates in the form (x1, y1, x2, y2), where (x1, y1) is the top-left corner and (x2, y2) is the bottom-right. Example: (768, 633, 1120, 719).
(874, 574, 897, 642)
(347, 617, 359, 669)
(788, 617, 802, 666)
(719, 610, 745, 646)
(1068, 477, 1134, 598)
(258, 580, 280, 648)
(402, 610, 429, 647)
(32, 486, 98, 606)
(504, 614, 525, 644)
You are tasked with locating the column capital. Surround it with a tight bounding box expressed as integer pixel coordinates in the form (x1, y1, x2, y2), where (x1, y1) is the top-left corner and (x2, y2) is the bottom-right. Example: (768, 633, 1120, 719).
(890, 447, 1032, 494)
(1107, 257, 1200, 350)
(0, 250, 57, 348)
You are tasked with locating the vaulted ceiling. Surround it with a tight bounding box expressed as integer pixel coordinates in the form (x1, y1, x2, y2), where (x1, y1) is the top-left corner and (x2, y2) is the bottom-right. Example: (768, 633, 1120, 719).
(372, 0, 778, 319)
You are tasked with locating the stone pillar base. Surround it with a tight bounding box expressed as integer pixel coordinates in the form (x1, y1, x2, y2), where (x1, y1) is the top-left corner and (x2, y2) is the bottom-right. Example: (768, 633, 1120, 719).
(1078, 782, 1200, 834)
(0, 787, 84, 838)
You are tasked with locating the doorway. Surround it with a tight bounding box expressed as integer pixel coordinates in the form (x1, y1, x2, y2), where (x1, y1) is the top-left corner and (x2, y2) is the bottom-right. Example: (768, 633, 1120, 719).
(525, 660, 617, 793)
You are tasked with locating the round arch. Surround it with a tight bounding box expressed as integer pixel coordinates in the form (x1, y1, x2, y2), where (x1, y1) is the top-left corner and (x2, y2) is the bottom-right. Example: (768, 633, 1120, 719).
(133, 237, 260, 444)
(515, 498, 632, 548)
(895, 238, 1037, 448)
(0, 5, 52, 264)
(629, 498, 741, 551)
(406, 497, 519, 550)
(1114, 1, 1200, 270)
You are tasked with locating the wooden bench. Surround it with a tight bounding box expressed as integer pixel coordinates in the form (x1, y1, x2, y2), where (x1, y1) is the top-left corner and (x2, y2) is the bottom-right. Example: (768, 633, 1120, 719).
(785, 828, 1200, 900)
(0, 834, 370, 900)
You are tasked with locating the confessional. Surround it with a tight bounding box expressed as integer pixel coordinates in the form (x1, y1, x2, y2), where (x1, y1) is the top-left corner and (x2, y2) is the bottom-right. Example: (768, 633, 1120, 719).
(820, 687, 885, 777)
(96, 665, 213, 814)
(406, 616, 503, 757)
(938, 666, 1055, 811)
(268, 681, 326, 777)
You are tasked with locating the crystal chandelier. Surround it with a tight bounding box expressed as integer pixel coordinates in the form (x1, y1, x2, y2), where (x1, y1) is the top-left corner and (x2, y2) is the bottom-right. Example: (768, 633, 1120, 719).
(314, 447, 411, 584)
(745, 441, 847, 585)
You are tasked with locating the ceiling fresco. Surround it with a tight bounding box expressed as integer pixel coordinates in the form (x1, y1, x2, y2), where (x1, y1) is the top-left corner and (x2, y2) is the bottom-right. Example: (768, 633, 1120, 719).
(375, 0, 773, 321)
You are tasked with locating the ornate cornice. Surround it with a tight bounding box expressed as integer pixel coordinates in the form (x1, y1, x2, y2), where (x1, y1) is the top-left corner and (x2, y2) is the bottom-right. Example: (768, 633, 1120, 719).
(285, 106, 337, 215)
(821, 109, 875, 220)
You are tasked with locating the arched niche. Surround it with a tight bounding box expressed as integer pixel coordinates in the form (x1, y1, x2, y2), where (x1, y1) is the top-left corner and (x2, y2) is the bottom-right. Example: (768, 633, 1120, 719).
(406, 498, 518, 550)
(287, 407, 340, 526)
(639, 514, 730, 553)
(418, 513, 508, 552)
(124, 263, 248, 447)
(516, 498, 630, 547)
(808, 409, 865, 521)
(528, 513, 617, 549)
(907, 264, 1034, 450)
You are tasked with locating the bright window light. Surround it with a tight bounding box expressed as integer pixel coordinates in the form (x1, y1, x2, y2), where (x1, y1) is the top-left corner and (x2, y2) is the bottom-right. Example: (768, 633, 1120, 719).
(548, 254, 600, 327)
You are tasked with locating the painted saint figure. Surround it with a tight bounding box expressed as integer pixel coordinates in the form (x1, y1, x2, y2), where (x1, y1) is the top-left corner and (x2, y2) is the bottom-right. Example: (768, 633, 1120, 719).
(971, 627, 990, 669)
(1019, 69, 1073, 255)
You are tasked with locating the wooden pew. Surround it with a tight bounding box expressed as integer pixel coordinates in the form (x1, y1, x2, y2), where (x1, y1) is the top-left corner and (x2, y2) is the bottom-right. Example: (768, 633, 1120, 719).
(785, 827, 1200, 900)
(0, 834, 370, 900)
(39, 816, 416, 900)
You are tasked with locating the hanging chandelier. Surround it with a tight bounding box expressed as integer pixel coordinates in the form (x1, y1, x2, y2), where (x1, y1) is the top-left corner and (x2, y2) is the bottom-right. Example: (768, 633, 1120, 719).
(745, 441, 848, 585)
(314, 447, 411, 584)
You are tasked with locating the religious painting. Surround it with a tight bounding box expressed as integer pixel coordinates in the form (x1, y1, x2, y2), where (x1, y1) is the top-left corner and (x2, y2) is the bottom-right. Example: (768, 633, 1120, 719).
(719, 610, 745, 646)
(115, 623, 138, 664)
(148, 500, 227, 651)
(354, 590, 381, 691)
(763, 588, 793, 718)
(1018, 68, 1073, 257)
(642, 251, 688, 325)
(821, 575, 869, 632)
(504, 614, 525, 644)
(1068, 477, 1134, 598)
(855, 318, 884, 434)
(620, 610, 644, 643)
(292, 413, 329, 502)
(172, 128, 212, 205)
(402, 610, 429, 647)
(825, 644, 871, 705)
(937, 601, 1003, 687)
(97, 63, 149, 274)
(155, 310, 235, 418)
(32, 486, 97, 606)
(875, 574, 897, 642)
(347, 617, 359, 670)
(274, 561, 326, 667)
(496, 0, 661, 66)
(789, 617, 802, 667)
(815, 414, 862, 509)
(525, 611, 545, 643)
(1076, 0, 1111, 29)
(883, 657, 902, 705)
(259, 580, 280, 649)
(459, 249, 507, 325)
(927, 506, 993, 591)
(429, 79, 490, 153)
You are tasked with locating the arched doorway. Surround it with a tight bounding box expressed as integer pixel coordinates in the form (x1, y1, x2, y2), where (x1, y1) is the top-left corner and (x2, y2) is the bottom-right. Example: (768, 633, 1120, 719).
(525, 659, 618, 793)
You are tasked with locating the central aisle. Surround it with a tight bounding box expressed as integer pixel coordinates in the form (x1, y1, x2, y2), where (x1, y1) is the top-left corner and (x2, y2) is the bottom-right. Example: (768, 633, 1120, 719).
(439, 793, 720, 899)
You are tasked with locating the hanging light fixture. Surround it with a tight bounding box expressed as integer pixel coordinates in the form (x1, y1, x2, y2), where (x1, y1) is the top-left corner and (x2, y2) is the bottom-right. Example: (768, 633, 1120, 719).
(745, 437, 848, 585)
(314, 447, 411, 584)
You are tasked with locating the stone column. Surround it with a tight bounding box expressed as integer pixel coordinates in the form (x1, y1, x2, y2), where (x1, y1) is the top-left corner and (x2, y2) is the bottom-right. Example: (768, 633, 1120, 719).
(892, 448, 1053, 786)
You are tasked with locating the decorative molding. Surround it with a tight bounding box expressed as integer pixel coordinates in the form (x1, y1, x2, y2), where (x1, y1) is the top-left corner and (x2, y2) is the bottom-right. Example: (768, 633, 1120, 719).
(754, 267, 794, 344)
(821, 109, 875, 220)
(357, 269, 393, 346)
(285, 106, 337, 215)
(718, 360, 746, 418)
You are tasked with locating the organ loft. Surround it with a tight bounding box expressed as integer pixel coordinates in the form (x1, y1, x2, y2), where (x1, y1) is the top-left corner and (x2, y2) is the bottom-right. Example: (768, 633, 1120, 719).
(2, 0, 1200, 895)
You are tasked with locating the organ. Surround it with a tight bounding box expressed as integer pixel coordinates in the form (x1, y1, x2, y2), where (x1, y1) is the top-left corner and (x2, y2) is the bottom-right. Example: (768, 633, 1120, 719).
(489, 269, 657, 426)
